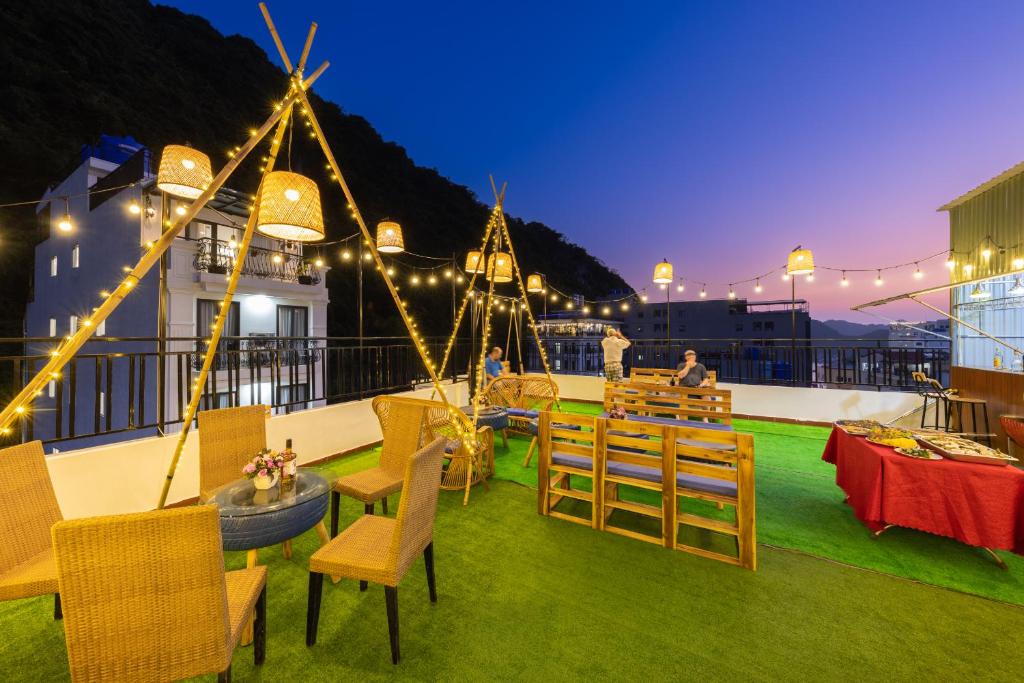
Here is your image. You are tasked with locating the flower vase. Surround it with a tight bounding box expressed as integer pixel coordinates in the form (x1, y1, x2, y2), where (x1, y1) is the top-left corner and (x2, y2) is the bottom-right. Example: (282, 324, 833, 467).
(253, 472, 279, 490)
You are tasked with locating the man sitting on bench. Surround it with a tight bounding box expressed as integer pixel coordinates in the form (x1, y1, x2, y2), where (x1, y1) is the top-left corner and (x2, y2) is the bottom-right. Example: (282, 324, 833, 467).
(676, 349, 710, 388)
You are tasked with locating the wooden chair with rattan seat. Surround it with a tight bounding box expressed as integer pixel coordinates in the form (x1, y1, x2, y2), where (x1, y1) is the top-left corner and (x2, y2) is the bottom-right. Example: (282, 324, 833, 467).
(0, 440, 63, 621)
(308, 437, 446, 664)
(52, 505, 267, 683)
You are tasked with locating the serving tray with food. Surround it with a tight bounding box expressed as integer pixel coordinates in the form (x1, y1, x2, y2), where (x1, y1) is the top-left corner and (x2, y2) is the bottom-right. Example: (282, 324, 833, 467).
(894, 446, 942, 461)
(914, 434, 1018, 466)
(865, 426, 919, 451)
(835, 419, 882, 436)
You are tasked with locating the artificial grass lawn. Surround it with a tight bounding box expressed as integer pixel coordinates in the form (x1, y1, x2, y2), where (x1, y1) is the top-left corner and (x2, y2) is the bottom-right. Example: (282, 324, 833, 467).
(3, 476, 1024, 681)
(4, 402, 1024, 680)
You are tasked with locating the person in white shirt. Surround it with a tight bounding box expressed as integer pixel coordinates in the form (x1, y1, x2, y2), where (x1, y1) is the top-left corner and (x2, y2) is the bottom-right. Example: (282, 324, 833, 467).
(601, 327, 631, 382)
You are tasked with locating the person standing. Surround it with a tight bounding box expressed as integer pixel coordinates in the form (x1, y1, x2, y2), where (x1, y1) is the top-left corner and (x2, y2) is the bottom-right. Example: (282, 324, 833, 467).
(676, 349, 710, 388)
(602, 327, 631, 382)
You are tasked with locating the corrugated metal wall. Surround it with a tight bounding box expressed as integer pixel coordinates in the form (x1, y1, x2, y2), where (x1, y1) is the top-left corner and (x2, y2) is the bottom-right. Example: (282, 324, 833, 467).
(948, 172, 1024, 283)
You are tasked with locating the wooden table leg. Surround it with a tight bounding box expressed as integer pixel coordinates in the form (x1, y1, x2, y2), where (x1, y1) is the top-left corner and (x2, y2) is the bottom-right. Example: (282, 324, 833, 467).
(314, 521, 340, 583)
(242, 549, 258, 646)
(282, 539, 293, 559)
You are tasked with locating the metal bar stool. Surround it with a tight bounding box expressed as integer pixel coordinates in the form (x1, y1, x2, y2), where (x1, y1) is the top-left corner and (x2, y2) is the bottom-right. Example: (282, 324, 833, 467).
(911, 371, 950, 430)
(946, 395, 992, 445)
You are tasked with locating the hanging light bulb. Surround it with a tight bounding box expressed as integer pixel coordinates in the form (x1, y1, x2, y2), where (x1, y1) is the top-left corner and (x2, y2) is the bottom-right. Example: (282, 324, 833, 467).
(602, 306, 611, 315)
(913, 263, 923, 279)
(428, 274, 437, 285)
(456, 274, 464, 284)
(386, 267, 395, 277)
(175, 205, 187, 216)
(640, 293, 648, 303)
(128, 199, 141, 215)
(566, 302, 574, 310)
(228, 238, 238, 249)
(256, 171, 325, 242)
(57, 197, 73, 233)
(945, 255, 956, 270)
(875, 270, 883, 286)
(840, 272, 849, 287)
(963, 264, 974, 277)
(376, 220, 404, 253)
(582, 305, 591, 314)
(782, 273, 790, 281)
(1012, 258, 1024, 270)
(314, 257, 324, 268)
(652, 259, 673, 284)
(620, 302, 630, 311)
(699, 286, 707, 298)
(805, 274, 814, 283)
(444, 269, 453, 279)
(981, 247, 992, 260)
(728, 286, 736, 299)
(272, 253, 283, 264)
(754, 280, 762, 294)
(341, 249, 352, 261)
(969, 283, 991, 299)
(1008, 277, 1024, 296)
(410, 274, 420, 286)
(676, 280, 685, 293)
(363, 251, 373, 262)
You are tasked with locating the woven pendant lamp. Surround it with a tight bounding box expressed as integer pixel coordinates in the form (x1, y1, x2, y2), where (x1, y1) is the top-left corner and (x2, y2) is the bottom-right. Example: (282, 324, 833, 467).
(255, 171, 324, 242)
(376, 220, 404, 253)
(526, 273, 544, 292)
(465, 250, 485, 274)
(487, 252, 513, 283)
(787, 247, 814, 275)
(652, 259, 673, 284)
(157, 145, 213, 200)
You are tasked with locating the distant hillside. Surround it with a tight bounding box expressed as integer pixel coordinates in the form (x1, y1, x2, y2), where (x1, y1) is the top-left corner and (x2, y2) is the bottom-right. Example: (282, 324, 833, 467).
(0, 0, 630, 337)
(813, 319, 890, 339)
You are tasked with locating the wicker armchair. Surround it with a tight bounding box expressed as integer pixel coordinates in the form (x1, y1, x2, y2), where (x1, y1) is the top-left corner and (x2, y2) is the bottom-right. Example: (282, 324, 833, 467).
(198, 405, 268, 501)
(52, 505, 267, 682)
(0, 440, 63, 620)
(308, 437, 446, 664)
(483, 374, 559, 466)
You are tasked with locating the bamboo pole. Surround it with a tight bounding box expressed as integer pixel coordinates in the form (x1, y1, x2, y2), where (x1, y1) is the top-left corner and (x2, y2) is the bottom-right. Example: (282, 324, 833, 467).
(292, 87, 475, 437)
(471, 226, 500, 424)
(297, 22, 318, 74)
(157, 106, 295, 508)
(491, 180, 562, 410)
(0, 72, 326, 436)
(259, 2, 293, 73)
(434, 200, 503, 383)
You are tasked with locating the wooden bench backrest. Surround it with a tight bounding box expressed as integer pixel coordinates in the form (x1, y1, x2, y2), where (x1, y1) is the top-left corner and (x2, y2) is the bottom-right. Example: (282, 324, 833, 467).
(538, 411, 597, 460)
(603, 382, 732, 424)
(629, 367, 718, 387)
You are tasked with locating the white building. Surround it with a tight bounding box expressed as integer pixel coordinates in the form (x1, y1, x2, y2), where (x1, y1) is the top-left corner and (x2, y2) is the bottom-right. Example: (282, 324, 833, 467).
(25, 136, 329, 451)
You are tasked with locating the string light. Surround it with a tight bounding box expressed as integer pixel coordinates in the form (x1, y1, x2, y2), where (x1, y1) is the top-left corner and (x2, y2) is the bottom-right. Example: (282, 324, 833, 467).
(805, 274, 814, 282)
(175, 205, 187, 216)
(620, 302, 630, 311)
(945, 255, 956, 270)
(444, 269, 453, 278)
(456, 274, 464, 284)
(602, 306, 611, 315)
(727, 286, 736, 299)
(128, 200, 141, 215)
(699, 286, 707, 298)
(981, 247, 992, 260)
(875, 270, 883, 286)
(386, 267, 395, 276)
(640, 293, 648, 303)
(913, 263, 923, 279)
(963, 264, 974, 277)
(1013, 258, 1024, 270)
(428, 274, 437, 285)
(341, 249, 352, 261)
(754, 280, 762, 293)
(781, 273, 790, 281)
(314, 257, 324, 268)
(363, 252, 373, 262)
(57, 198, 73, 233)
(676, 281, 684, 293)
(410, 274, 420, 286)
(272, 254, 283, 264)
(840, 272, 849, 287)
(550, 293, 559, 302)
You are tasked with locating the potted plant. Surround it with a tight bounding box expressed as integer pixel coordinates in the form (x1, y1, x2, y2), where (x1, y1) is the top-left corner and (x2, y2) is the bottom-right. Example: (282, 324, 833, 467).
(242, 449, 285, 490)
(297, 261, 314, 285)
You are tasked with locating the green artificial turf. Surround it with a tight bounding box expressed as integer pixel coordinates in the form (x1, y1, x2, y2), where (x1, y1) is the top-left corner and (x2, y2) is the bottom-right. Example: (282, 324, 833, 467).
(2, 476, 1022, 681)
(4, 401, 1024, 680)
(492, 402, 1024, 606)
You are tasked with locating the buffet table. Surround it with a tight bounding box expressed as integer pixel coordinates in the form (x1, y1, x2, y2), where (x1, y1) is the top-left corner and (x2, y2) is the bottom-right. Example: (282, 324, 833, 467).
(822, 427, 1024, 559)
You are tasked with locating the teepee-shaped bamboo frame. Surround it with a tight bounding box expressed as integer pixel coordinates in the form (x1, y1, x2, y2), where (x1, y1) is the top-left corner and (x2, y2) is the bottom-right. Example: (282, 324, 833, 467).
(435, 177, 562, 425)
(0, 3, 478, 508)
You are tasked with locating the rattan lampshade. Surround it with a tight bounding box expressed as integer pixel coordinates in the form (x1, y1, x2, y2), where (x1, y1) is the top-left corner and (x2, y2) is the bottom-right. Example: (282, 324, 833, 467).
(487, 252, 513, 283)
(376, 220, 404, 253)
(652, 259, 673, 284)
(255, 171, 324, 242)
(526, 273, 544, 292)
(787, 248, 814, 275)
(157, 145, 213, 199)
(466, 250, 485, 274)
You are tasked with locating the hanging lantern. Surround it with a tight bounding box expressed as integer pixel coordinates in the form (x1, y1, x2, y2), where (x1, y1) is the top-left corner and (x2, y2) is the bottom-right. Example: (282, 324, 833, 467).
(652, 259, 673, 284)
(376, 220, 404, 253)
(157, 145, 213, 199)
(527, 273, 544, 292)
(465, 250, 485, 274)
(487, 252, 513, 283)
(969, 283, 991, 299)
(787, 247, 814, 275)
(256, 171, 324, 242)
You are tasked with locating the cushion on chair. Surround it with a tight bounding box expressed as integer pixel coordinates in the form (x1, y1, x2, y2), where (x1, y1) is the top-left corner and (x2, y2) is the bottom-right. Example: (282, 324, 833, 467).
(0, 547, 57, 601)
(225, 565, 267, 649)
(333, 467, 403, 504)
(676, 437, 737, 451)
(551, 452, 593, 471)
(506, 408, 540, 418)
(310, 515, 400, 586)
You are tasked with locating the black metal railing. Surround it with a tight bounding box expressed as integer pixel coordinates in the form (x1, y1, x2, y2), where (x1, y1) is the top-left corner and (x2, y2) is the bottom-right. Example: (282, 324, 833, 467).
(0, 336, 472, 449)
(192, 238, 321, 285)
(524, 336, 951, 390)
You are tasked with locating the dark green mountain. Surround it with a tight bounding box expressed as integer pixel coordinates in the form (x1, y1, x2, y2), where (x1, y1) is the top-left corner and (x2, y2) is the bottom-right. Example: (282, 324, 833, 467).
(0, 0, 630, 338)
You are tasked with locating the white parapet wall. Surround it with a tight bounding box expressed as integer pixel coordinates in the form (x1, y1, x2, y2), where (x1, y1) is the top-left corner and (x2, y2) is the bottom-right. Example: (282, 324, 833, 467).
(551, 373, 921, 425)
(45, 381, 469, 520)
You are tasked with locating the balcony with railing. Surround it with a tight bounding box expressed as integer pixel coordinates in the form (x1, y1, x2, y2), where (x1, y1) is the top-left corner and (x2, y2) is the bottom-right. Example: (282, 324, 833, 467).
(192, 237, 321, 285)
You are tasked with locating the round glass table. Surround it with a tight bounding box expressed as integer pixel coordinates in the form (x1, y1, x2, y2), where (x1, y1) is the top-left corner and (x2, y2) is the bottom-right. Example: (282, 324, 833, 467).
(207, 469, 333, 551)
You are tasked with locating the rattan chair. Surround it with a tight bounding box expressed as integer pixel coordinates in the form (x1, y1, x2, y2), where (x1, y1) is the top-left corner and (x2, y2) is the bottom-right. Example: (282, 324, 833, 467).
(0, 440, 63, 620)
(330, 396, 429, 536)
(52, 505, 267, 683)
(308, 437, 446, 664)
(482, 374, 559, 466)
(198, 405, 268, 501)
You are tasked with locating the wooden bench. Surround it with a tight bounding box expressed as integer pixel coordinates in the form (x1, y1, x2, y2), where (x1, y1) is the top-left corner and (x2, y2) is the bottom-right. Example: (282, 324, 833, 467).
(629, 367, 717, 387)
(482, 374, 559, 466)
(537, 411, 756, 570)
(604, 381, 732, 425)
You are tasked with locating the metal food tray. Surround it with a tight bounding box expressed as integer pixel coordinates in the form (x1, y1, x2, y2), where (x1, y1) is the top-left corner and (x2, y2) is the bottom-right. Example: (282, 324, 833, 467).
(915, 437, 1018, 466)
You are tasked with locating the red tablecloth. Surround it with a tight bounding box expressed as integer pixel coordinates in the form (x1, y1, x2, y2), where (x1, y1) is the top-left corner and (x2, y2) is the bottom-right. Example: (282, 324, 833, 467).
(822, 427, 1024, 553)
